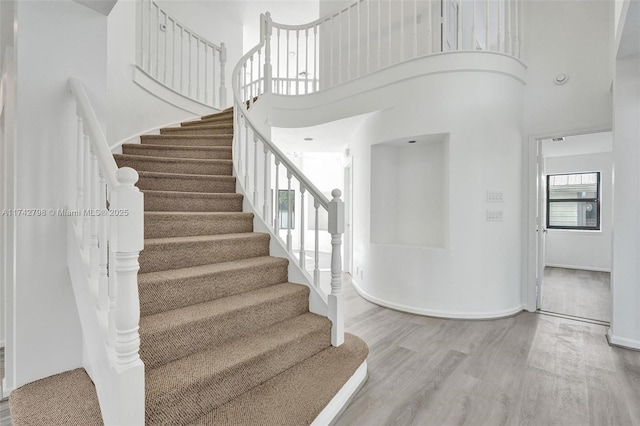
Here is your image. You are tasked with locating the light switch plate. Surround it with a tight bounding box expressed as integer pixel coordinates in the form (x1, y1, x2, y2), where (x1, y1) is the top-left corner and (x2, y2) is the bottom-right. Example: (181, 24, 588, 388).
(486, 209, 504, 221)
(487, 191, 504, 202)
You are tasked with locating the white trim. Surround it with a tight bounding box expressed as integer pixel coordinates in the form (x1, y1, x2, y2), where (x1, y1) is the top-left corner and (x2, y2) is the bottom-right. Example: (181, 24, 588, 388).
(544, 263, 611, 273)
(133, 65, 218, 116)
(607, 329, 640, 351)
(311, 361, 368, 426)
(351, 279, 524, 320)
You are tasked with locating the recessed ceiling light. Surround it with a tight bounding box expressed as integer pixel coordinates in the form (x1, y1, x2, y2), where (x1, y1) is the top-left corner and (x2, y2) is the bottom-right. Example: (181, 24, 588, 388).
(554, 74, 569, 85)
(408, 140, 416, 144)
(304, 137, 314, 141)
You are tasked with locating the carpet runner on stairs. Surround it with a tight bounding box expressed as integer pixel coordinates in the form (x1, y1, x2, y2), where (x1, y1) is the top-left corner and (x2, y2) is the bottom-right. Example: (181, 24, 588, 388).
(9, 108, 367, 425)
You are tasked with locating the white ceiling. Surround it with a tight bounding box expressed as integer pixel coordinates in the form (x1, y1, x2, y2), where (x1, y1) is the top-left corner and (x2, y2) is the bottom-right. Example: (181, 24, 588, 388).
(542, 131, 612, 158)
(271, 112, 374, 154)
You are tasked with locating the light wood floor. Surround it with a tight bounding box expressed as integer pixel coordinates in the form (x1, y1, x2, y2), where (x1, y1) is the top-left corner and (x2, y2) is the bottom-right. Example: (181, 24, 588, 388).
(541, 267, 611, 323)
(336, 274, 640, 426)
(1, 276, 638, 426)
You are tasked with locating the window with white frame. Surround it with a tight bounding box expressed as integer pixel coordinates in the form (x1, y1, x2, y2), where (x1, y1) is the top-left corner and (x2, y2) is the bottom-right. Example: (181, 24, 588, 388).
(546, 172, 600, 230)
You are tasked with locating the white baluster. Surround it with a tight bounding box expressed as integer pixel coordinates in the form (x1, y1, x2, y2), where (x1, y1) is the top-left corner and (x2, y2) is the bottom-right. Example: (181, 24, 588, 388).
(237, 113, 243, 178)
(338, 12, 343, 84)
(277, 27, 281, 94)
(155, 4, 160, 77)
(147, 0, 152, 71)
(299, 186, 306, 269)
(377, 0, 381, 70)
(286, 30, 290, 94)
(98, 169, 109, 312)
(83, 133, 92, 251)
(253, 134, 259, 206)
(314, 199, 320, 287)
(242, 62, 247, 106)
(274, 159, 280, 233)
(263, 145, 270, 221)
(328, 189, 344, 347)
(286, 171, 293, 252)
(457, 0, 463, 50)
(90, 150, 100, 289)
(347, 6, 351, 80)
(188, 32, 192, 97)
(265, 13, 273, 94)
(258, 49, 262, 95)
(506, 0, 511, 55)
(330, 18, 334, 87)
(427, 0, 433, 54)
(249, 55, 254, 107)
(244, 121, 249, 188)
(388, 0, 392, 63)
(305, 28, 309, 94)
(76, 114, 85, 226)
(212, 47, 217, 107)
(473, 0, 478, 50)
(171, 19, 176, 88)
(401, 0, 405, 60)
(196, 38, 201, 100)
(180, 26, 184, 93)
(204, 44, 208, 104)
(486, 0, 490, 50)
(497, 0, 502, 52)
(163, 12, 167, 83)
(295, 29, 300, 95)
(357, 1, 361, 76)
(413, 0, 418, 58)
(313, 25, 318, 92)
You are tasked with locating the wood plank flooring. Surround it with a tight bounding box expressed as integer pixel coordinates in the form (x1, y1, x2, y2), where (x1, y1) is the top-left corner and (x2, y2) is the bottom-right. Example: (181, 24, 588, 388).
(336, 274, 640, 426)
(541, 267, 611, 323)
(1, 274, 638, 426)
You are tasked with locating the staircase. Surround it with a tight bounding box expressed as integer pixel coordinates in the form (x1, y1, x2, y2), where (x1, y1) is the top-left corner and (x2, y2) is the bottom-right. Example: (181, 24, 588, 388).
(113, 108, 368, 424)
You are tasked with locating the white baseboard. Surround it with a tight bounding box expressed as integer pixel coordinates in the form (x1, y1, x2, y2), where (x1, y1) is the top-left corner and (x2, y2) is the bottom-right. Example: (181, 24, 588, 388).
(311, 361, 367, 426)
(607, 330, 640, 351)
(351, 279, 524, 320)
(545, 263, 611, 273)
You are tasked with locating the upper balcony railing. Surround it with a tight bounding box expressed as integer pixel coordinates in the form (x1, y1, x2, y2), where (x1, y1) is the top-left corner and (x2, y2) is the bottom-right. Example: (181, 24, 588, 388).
(136, 0, 227, 108)
(242, 0, 522, 97)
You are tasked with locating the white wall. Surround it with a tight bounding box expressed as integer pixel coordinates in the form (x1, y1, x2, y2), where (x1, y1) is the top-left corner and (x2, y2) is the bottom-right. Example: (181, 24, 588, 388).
(610, 52, 640, 349)
(522, 0, 613, 136)
(543, 152, 613, 272)
(3, 0, 112, 392)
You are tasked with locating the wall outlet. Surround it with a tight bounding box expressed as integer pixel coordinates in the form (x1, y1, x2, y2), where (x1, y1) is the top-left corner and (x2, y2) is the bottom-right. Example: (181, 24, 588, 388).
(486, 209, 504, 221)
(487, 191, 504, 202)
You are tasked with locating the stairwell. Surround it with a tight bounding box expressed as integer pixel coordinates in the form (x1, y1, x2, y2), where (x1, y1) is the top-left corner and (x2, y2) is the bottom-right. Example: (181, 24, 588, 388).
(8, 108, 367, 425)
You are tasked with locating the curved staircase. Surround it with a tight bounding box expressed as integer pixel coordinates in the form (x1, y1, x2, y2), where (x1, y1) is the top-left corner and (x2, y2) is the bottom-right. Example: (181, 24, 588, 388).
(115, 108, 368, 424)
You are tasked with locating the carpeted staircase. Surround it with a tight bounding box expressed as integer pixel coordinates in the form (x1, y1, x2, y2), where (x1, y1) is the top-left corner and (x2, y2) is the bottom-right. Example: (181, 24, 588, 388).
(9, 108, 367, 425)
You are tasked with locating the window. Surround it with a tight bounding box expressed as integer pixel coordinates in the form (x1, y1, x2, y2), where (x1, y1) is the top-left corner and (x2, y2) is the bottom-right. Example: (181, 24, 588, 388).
(546, 172, 600, 230)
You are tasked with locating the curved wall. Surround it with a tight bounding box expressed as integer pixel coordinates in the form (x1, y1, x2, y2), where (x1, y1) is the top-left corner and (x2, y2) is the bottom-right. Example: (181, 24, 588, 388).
(267, 53, 525, 318)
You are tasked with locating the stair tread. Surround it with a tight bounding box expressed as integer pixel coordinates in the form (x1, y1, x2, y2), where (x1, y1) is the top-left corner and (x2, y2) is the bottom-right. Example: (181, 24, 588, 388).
(142, 189, 242, 198)
(138, 171, 236, 181)
(139, 255, 287, 285)
(144, 211, 252, 218)
(141, 282, 307, 333)
(141, 134, 233, 139)
(144, 231, 268, 245)
(124, 143, 231, 151)
(114, 153, 232, 164)
(146, 312, 330, 395)
(163, 123, 232, 130)
(192, 334, 368, 426)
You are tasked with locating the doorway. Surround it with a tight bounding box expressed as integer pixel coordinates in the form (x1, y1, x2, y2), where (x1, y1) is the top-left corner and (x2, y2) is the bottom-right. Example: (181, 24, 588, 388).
(535, 131, 613, 324)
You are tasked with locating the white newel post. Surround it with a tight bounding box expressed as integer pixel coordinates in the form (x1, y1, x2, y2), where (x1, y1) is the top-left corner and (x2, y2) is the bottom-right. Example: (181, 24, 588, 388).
(219, 42, 227, 108)
(108, 167, 145, 426)
(264, 12, 273, 94)
(328, 189, 345, 347)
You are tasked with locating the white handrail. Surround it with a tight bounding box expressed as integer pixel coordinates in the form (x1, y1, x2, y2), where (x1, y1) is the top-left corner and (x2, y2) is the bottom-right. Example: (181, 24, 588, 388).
(68, 78, 145, 425)
(232, 14, 344, 346)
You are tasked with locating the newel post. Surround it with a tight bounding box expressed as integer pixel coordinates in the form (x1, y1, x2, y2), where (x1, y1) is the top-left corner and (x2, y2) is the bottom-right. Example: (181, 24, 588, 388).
(219, 42, 227, 108)
(328, 189, 345, 346)
(108, 167, 145, 425)
(264, 12, 273, 94)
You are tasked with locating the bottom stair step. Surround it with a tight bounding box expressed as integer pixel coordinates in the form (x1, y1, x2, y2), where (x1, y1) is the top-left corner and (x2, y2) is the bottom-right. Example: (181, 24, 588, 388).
(145, 313, 332, 425)
(191, 333, 369, 426)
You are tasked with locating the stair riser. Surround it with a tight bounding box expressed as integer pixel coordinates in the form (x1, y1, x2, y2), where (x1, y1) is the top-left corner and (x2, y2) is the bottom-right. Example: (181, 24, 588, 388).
(123, 145, 232, 160)
(139, 234, 270, 273)
(144, 194, 243, 213)
(137, 176, 236, 194)
(140, 136, 232, 147)
(139, 260, 289, 316)
(146, 326, 330, 425)
(144, 214, 252, 238)
(160, 127, 233, 136)
(202, 110, 233, 120)
(115, 157, 232, 176)
(140, 288, 310, 369)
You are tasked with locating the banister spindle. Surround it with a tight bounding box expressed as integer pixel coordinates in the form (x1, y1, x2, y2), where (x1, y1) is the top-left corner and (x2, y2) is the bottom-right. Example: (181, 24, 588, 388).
(299, 186, 306, 269)
(313, 25, 318, 92)
(244, 121, 249, 188)
(295, 29, 300, 95)
(338, 11, 343, 84)
(347, 6, 351, 80)
(171, 19, 176, 88)
(196, 39, 201, 100)
(249, 55, 254, 107)
(90, 150, 100, 288)
(155, 4, 160, 77)
(427, 0, 433, 54)
(147, 0, 152, 72)
(497, 0, 502, 52)
(388, 0, 392, 64)
(163, 12, 168, 83)
(83, 134, 92, 252)
(204, 45, 208, 104)
(400, 0, 405, 60)
(76, 115, 85, 225)
(286, 171, 293, 252)
(413, 0, 418, 58)
(314, 199, 320, 287)
(274, 160, 280, 233)
(486, 0, 490, 50)
(188, 32, 192, 97)
(277, 27, 281, 94)
(237, 113, 243, 178)
(98, 169, 109, 311)
(357, 1, 361, 76)
(473, 0, 478, 50)
(328, 188, 345, 346)
(377, 0, 381, 70)
(212, 47, 217, 107)
(263, 145, 270, 221)
(457, 0, 462, 50)
(258, 49, 262, 95)
(264, 13, 273, 94)
(330, 18, 334, 87)
(253, 134, 259, 206)
(286, 30, 290, 95)
(305, 28, 309, 94)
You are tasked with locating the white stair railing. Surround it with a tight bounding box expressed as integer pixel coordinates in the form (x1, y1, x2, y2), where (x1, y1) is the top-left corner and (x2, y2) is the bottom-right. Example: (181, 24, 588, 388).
(261, 0, 522, 95)
(136, 0, 227, 108)
(233, 14, 346, 346)
(68, 78, 145, 425)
